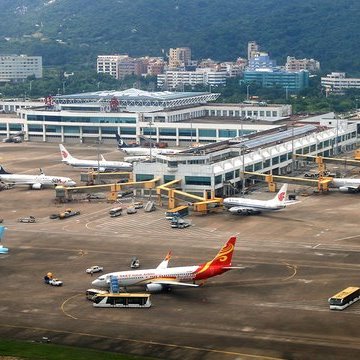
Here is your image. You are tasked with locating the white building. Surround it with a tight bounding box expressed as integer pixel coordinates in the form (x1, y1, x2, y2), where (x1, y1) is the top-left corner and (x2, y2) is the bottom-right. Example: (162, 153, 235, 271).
(158, 69, 227, 89)
(96, 55, 129, 79)
(321, 72, 360, 94)
(133, 115, 357, 195)
(0, 55, 42, 82)
(0, 89, 291, 145)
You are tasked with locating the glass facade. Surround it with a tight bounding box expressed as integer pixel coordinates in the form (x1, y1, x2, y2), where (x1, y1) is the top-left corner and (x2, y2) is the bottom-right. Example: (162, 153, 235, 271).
(179, 128, 196, 137)
(27, 115, 136, 124)
(199, 129, 216, 137)
(185, 176, 211, 186)
(136, 174, 154, 181)
(219, 129, 237, 138)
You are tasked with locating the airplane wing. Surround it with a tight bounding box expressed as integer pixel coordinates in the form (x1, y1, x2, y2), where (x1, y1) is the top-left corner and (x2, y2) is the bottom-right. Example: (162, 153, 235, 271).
(284, 200, 301, 206)
(151, 280, 199, 287)
(228, 206, 258, 213)
(156, 251, 172, 269)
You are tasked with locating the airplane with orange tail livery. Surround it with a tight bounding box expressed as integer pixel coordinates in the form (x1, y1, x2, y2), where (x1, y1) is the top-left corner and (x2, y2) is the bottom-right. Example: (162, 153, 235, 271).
(92, 236, 240, 292)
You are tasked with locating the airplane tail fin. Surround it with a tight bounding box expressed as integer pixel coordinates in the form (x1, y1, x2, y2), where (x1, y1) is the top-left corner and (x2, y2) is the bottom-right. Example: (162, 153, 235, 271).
(156, 251, 172, 270)
(208, 236, 236, 267)
(59, 144, 73, 161)
(116, 134, 128, 148)
(270, 183, 288, 206)
(0, 165, 11, 175)
(100, 154, 106, 161)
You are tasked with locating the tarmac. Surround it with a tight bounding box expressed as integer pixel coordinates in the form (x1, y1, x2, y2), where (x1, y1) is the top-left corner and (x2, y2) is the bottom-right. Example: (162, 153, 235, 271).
(0, 141, 360, 360)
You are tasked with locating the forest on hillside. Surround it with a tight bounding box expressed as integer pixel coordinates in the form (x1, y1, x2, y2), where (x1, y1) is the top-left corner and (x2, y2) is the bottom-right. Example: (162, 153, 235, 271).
(0, 0, 359, 73)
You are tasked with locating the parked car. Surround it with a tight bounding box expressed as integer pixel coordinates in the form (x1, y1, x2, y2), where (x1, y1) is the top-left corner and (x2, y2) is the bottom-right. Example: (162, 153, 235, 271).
(18, 216, 36, 223)
(126, 207, 137, 214)
(86, 265, 104, 274)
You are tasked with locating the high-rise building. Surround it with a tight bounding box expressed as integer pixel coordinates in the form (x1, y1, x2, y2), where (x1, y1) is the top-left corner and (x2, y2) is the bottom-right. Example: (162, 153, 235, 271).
(247, 41, 259, 60)
(168, 47, 192, 69)
(285, 56, 320, 73)
(0, 55, 42, 82)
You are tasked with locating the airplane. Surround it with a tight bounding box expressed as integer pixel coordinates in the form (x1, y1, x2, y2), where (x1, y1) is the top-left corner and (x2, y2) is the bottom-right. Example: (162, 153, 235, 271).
(59, 144, 132, 172)
(330, 177, 360, 193)
(223, 183, 290, 215)
(0, 165, 76, 189)
(0, 226, 9, 254)
(116, 134, 181, 157)
(92, 236, 241, 292)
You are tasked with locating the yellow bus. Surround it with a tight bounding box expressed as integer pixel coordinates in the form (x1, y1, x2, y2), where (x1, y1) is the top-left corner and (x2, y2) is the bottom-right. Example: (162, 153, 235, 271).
(328, 287, 360, 310)
(93, 293, 151, 308)
(165, 205, 189, 220)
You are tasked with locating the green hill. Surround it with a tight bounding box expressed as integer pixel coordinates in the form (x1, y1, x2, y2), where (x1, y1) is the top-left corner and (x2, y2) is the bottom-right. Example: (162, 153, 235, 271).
(0, 0, 359, 73)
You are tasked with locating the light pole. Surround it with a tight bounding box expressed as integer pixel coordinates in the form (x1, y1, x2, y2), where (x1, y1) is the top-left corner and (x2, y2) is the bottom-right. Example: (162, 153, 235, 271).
(29, 80, 33, 96)
(246, 84, 250, 101)
(285, 86, 289, 101)
(241, 145, 246, 197)
(148, 121, 153, 161)
(62, 81, 66, 95)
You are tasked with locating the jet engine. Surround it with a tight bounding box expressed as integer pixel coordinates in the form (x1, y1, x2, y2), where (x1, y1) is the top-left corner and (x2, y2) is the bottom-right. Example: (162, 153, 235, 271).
(146, 283, 163, 292)
(31, 183, 42, 190)
(338, 186, 350, 193)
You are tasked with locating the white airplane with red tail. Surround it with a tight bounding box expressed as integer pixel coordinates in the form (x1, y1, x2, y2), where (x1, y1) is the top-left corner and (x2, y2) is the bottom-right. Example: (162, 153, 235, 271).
(92, 236, 240, 292)
(223, 184, 292, 215)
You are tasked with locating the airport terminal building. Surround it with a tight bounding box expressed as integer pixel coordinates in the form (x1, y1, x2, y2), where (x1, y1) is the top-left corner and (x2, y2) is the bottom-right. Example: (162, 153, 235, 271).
(0, 89, 290, 145)
(0, 89, 358, 195)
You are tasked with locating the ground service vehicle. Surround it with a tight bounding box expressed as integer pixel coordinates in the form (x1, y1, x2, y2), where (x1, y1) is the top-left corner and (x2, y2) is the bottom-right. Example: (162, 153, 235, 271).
(117, 190, 133, 198)
(133, 202, 144, 209)
(59, 209, 80, 219)
(109, 207, 123, 217)
(126, 206, 137, 214)
(304, 170, 335, 178)
(165, 205, 189, 220)
(130, 257, 140, 268)
(328, 287, 360, 310)
(86, 265, 104, 274)
(85, 288, 108, 301)
(18, 216, 36, 223)
(170, 217, 191, 228)
(93, 293, 151, 308)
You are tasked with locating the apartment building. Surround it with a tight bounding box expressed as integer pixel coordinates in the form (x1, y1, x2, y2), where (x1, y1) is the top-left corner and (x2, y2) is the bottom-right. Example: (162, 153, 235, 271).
(0, 55, 42, 82)
(285, 56, 320, 72)
(247, 41, 260, 60)
(157, 68, 227, 89)
(96, 55, 128, 79)
(168, 47, 192, 69)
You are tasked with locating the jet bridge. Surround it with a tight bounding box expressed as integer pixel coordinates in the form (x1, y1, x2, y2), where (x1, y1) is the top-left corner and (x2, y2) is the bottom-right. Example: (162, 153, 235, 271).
(156, 180, 223, 214)
(243, 171, 332, 192)
(55, 178, 160, 202)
